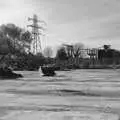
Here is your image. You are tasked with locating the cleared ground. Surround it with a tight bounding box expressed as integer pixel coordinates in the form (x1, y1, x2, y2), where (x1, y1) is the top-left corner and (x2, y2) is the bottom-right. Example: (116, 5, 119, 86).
(0, 69, 120, 120)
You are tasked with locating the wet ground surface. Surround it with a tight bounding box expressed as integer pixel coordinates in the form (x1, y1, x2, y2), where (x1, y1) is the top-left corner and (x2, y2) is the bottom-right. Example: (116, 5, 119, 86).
(0, 69, 120, 120)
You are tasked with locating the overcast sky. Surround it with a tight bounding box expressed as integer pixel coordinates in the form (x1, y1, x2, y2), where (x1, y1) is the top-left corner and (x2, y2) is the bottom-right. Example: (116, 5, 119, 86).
(0, 0, 120, 50)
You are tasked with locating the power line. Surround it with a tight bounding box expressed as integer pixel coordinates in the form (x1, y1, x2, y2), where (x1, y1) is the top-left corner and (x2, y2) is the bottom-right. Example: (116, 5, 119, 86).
(27, 14, 46, 54)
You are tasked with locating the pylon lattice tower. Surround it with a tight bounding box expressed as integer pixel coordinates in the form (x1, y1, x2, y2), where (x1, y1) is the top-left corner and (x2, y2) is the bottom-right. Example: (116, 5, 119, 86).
(27, 14, 46, 54)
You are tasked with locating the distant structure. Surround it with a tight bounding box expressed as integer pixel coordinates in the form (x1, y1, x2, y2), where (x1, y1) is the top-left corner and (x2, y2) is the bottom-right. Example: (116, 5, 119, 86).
(63, 44, 98, 59)
(87, 48, 98, 59)
(27, 14, 46, 54)
(63, 43, 100, 65)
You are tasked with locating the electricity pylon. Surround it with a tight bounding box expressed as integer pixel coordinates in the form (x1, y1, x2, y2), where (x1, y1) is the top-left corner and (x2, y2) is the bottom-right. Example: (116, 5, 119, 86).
(27, 14, 46, 54)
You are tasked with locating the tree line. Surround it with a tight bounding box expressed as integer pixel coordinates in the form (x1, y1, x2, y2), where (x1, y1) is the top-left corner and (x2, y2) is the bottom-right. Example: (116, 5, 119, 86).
(1, 23, 120, 70)
(0, 23, 54, 70)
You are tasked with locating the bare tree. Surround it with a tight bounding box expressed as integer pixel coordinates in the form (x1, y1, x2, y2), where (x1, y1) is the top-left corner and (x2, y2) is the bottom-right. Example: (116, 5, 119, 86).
(63, 42, 85, 59)
(43, 46, 53, 58)
(72, 42, 85, 58)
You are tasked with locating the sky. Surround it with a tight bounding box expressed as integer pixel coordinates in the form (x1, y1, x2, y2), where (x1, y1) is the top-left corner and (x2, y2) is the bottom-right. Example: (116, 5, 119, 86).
(0, 0, 120, 51)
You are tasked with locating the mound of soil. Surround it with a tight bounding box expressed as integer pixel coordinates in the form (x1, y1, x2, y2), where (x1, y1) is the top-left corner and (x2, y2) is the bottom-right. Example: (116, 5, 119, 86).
(0, 67, 23, 79)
